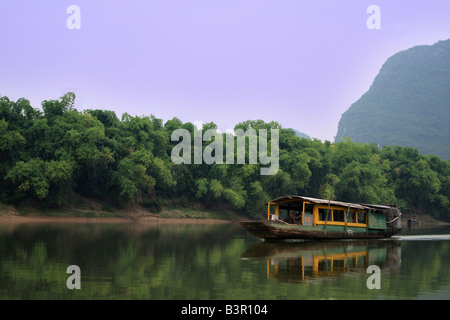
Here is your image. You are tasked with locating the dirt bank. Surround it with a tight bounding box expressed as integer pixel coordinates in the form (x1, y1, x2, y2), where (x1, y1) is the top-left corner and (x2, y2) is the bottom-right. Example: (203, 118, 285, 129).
(0, 214, 232, 225)
(0, 198, 239, 225)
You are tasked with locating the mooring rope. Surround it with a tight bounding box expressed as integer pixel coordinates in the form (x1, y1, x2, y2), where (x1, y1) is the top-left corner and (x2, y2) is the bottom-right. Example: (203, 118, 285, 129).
(386, 212, 402, 224)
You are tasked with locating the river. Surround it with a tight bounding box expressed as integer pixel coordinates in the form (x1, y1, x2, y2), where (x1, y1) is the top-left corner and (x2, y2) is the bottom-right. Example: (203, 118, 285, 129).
(0, 220, 449, 300)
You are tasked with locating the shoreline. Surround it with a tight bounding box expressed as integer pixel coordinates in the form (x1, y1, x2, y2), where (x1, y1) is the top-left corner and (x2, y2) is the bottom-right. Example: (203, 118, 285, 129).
(0, 214, 233, 225)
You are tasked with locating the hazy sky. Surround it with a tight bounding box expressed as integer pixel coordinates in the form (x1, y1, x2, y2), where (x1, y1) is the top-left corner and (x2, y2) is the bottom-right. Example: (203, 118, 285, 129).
(1, 1, 449, 141)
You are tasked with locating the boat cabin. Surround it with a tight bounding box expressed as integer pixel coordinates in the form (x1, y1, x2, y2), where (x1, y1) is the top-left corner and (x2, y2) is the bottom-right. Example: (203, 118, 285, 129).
(266, 195, 400, 232)
(267, 195, 370, 227)
(240, 195, 401, 240)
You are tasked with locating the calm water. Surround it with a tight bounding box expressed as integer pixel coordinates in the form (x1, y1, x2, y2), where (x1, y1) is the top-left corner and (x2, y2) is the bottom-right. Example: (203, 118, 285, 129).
(0, 220, 449, 300)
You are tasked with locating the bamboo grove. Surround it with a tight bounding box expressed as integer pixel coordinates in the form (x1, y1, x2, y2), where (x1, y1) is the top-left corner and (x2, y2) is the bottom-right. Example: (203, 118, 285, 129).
(1, 93, 449, 221)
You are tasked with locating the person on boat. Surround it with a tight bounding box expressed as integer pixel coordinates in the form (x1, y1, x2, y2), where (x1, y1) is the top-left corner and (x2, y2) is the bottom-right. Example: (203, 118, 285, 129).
(295, 212, 302, 224)
(284, 211, 297, 224)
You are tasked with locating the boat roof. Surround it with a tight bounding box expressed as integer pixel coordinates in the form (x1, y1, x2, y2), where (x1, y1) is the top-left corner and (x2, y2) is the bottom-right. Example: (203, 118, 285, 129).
(267, 195, 370, 210)
(361, 203, 398, 211)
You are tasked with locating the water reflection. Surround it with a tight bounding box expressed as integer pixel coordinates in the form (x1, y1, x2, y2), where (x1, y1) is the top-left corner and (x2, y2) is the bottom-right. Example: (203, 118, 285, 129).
(241, 240, 402, 283)
(0, 222, 242, 299)
(0, 222, 448, 299)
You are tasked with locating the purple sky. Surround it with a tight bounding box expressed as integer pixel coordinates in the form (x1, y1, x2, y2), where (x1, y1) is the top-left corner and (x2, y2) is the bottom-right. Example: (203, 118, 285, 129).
(1, 1, 449, 141)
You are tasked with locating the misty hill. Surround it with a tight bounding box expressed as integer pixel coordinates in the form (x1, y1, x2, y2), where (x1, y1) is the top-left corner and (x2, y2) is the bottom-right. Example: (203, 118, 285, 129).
(336, 39, 450, 159)
(293, 130, 310, 139)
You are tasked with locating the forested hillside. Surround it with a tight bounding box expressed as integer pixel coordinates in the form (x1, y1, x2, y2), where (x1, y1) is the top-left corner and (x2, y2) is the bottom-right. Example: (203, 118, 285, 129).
(1, 93, 449, 221)
(336, 39, 450, 160)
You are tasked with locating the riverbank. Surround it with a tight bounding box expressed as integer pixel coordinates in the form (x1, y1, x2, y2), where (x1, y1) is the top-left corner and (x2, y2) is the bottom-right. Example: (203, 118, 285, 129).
(0, 200, 240, 225)
(1, 201, 447, 226)
(0, 214, 232, 225)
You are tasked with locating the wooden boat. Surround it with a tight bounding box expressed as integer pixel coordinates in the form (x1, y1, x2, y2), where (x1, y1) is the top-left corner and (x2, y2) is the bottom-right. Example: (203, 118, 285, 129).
(240, 195, 402, 240)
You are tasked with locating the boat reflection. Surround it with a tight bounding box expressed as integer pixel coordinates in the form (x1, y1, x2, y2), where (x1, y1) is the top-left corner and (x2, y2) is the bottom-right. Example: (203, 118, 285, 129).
(241, 240, 401, 283)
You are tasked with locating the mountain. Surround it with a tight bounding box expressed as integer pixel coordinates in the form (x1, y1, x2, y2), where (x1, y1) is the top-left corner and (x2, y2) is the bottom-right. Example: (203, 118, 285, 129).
(293, 130, 310, 139)
(335, 39, 450, 159)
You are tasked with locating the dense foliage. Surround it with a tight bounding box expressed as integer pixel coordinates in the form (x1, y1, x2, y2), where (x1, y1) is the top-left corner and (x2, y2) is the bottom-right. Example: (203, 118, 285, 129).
(1, 93, 449, 221)
(336, 39, 450, 160)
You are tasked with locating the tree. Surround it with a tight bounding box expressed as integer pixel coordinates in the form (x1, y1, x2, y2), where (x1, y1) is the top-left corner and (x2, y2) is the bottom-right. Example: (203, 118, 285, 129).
(0, 93, 448, 221)
(5, 159, 73, 201)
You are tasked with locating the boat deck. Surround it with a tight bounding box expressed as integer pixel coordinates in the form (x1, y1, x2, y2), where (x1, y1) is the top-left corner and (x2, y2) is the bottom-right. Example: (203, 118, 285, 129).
(240, 220, 397, 240)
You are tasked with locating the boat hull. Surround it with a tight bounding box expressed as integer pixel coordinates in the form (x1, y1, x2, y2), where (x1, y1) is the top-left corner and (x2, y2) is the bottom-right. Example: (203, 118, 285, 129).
(240, 220, 397, 240)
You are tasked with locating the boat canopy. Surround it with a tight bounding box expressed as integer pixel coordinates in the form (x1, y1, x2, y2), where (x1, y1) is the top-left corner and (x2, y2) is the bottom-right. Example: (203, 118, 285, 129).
(361, 203, 398, 212)
(266, 195, 370, 211)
